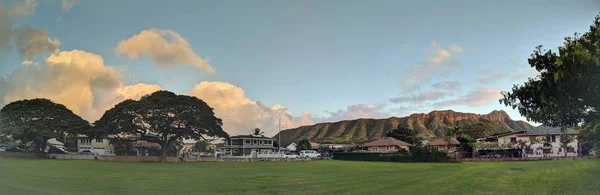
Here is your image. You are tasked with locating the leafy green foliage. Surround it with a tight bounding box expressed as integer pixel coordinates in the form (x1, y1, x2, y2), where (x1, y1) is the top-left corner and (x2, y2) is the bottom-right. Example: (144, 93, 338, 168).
(193, 140, 209, 152)
(297, 139, 311, 150)
(251, 128, 264, 136)
(501, 14, 600, 129)
(579, 123, 600, 155)
(94, 91, 228, 161)
(386, 126, 421, 145)
(0, 99, 90, 153)
(462, 122, 494, 139)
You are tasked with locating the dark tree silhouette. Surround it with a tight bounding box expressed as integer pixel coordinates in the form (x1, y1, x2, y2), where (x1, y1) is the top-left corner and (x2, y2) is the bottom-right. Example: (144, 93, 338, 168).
(94, 90, 229, 162)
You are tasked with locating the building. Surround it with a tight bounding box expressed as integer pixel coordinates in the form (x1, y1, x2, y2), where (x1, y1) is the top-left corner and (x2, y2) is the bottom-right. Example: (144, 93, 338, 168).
(310, 142, 320, 150)
(478, 126, 579, 158)
(429, 137, 460, 152)
(320, 143, 354, 151)
(77, 135, 114, 155)
(220, 134, 278, 156)
(286, 142, 297, 152)
(361, 137, 411, 152)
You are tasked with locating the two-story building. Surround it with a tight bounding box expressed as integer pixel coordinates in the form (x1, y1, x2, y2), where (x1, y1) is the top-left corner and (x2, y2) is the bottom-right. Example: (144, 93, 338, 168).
(481, 126, 579, 158)
(220, 134, 278, 156)
(77, 135, 114, 155)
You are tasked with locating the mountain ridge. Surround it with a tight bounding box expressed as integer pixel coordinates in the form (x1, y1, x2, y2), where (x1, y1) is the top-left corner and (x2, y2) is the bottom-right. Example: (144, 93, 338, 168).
(274, 110, 533, 146)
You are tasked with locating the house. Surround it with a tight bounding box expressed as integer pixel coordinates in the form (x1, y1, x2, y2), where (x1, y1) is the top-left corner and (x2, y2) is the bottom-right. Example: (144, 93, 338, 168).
(310, 142, 320, 150)
(478, 126, 579, 158)
(220, 134, 278, 156)
(320, 143, 354, 151)
(286, 143, 297, 152)
(361, 137, 411, 152)
(429, 137, 460, 152)
(77, 135, 115, 155)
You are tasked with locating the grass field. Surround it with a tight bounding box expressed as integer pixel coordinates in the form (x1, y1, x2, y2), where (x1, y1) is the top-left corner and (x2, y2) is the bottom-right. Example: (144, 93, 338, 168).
(1, 157, 599, 195)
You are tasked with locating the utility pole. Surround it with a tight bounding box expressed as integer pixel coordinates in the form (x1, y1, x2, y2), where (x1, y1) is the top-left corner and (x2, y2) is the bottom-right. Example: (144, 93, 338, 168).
(278, 117, 281, 153)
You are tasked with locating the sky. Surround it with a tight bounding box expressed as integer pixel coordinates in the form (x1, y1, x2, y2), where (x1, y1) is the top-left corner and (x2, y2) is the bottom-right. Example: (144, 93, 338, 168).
(0, 0, 599, 136)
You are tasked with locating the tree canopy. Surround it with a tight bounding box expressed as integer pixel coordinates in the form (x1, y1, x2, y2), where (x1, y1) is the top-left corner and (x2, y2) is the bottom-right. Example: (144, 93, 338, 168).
(0, 99, 90, 153)
(500, 14, 600, 128)
(386, 125, 421, 146)
(94, 90, 228, 161)
(297, 139, 312, 151)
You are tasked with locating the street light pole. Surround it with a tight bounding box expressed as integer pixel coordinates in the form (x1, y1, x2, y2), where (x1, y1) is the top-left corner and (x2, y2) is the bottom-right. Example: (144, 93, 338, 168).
(278, 117, 281, 153)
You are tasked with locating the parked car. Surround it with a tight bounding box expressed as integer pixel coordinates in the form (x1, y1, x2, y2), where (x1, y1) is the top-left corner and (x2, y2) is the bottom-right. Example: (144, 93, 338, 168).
(299, 150, 321, 158)
(281, 153, 299, 158)
(0, 147, 5, 152)
(78, 149, 98, 155)
(47, 147, 68, 154)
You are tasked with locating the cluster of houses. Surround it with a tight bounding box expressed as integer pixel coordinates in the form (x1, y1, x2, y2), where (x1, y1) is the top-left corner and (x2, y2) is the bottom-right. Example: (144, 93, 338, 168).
(214, 125, 584, 159)
(6, 125, 580, 159)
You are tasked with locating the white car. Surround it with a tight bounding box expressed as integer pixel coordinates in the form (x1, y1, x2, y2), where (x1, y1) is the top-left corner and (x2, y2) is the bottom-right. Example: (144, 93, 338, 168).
(299, 150, 321, 158)
(281, 153, 299, 159)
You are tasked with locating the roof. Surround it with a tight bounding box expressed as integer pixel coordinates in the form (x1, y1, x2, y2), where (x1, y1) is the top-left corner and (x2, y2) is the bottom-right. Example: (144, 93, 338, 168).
(361, 137, 411, 147)
(429, 137, 460, 146)
(230, 135, 275, 139)
(523, 126, 579, 135)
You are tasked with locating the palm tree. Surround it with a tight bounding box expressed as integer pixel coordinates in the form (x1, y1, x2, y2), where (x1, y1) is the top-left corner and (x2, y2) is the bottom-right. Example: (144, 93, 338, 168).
(251, 128, 264, 136)
(444, 125, 462, 150)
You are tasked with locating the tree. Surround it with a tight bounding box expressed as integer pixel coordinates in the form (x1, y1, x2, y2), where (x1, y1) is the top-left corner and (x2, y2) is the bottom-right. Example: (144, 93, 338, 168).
(444, 125, 462, 149)
(386, 126, 421, 146)
(194, 140, 209, 152)
(462, 122, 494, 139)
(94, 91, 229, 162)
(297, 139, 312, 151)
(0, 99, 90, 155)
(559, 134, 574, 157)
(251, 128, 264, 136)
(501, 14, 600, 147)
(579, 123, 600, 155)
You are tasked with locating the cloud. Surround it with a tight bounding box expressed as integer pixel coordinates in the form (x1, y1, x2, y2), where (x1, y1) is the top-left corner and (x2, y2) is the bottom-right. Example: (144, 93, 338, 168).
(6, 0, 38, 16)
(476, 67, 541, 84)
(432, 87, 501, 107)
(390, 91, 447, 104)
(313, 104, 391, 123)
(188, 81, 312, 136)
(61, 0, 79, 12)
(400, 42, 464, 89)
(431, 81, 461, 91)
(11, 25, 60, 58)
(116, 29, 215, 72)
(0, 49, 162, 121)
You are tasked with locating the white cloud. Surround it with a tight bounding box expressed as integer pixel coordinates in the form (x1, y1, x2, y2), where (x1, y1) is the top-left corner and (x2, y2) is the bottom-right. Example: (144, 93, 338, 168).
(314, 104, 391, 123)
(6, 0, 38, 16)
(476, 67, 541, 84)
(61, 0, 79, 12)
(432, 87, 501, 108)
(116, 29, 215, 72)
(431, 81, 461, 91)
(188, 81, 312, 136)
(0, 50, 162, 121)
(400, 42, 464, 89)
(390, 91, 447, 104)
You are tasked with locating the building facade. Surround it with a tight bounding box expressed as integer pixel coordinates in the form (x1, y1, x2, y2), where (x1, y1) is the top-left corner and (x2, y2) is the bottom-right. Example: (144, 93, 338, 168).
(479, 126, 579, 158)
(429, 137, 460, 152)
(221, 134, 278, 156)
(361, 137, 411, 152)
(77, 135, 114, 155)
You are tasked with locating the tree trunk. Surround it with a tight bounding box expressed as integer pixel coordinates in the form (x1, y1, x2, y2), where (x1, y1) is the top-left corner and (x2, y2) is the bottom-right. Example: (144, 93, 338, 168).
(160, 144, 167, 162)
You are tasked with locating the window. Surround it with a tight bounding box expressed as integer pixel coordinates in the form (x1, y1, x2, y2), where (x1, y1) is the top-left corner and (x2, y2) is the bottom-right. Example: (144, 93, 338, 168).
(233, 149, 239, 153)
(551, 135, 556, 142)
(253, 140, 257, 145)
(245, 139, 250, 144)
(510, 137, 517, 144)
(96, 138, 103, 143)
(567, 147, 575, 153)
(386, 146, 390, 151)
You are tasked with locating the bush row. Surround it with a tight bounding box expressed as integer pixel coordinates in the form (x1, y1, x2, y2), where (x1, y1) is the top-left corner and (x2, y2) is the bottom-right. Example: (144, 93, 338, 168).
(333, 147, 458, 163)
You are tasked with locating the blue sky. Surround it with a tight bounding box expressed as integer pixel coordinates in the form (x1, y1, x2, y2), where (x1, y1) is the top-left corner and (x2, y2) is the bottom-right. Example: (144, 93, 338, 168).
(1, 0, 599, 135)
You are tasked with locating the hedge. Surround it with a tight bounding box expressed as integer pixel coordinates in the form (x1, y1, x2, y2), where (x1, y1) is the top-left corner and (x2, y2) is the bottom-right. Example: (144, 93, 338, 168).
(333, 147, 458, 163)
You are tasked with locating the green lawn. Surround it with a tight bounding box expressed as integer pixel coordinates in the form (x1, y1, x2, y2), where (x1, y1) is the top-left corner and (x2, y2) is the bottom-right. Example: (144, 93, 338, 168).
(0, 157, 599, 195)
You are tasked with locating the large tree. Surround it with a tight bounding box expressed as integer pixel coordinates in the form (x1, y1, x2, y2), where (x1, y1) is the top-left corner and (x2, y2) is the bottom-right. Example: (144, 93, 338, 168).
(94, 90, 229, 162)
(500, 14, 600, 157)
(297, 139, 312, 151)
(386, 126, 421, 146)
(0, 99, 90, 154)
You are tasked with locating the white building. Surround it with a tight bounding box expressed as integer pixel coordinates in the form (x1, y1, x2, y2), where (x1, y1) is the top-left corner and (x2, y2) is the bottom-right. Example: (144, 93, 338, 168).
(77, 135, 114, 155)
(286, 143, 297, 152)
(492, 126, 579, 158)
